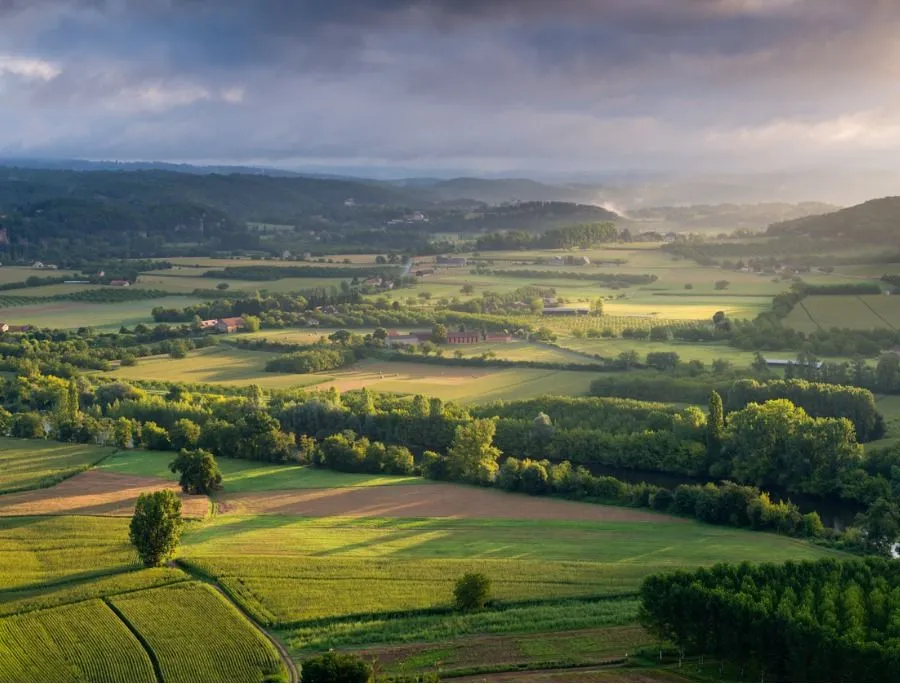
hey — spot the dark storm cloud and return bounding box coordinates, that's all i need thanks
[1,0,900,174]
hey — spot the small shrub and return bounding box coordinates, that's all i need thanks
[454,572,491,611]
[300,652,373,683]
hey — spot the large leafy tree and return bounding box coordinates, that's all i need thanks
[129,490,184,567]
[300,652,373,683]
[169,448,223,495]
[446,418,501,485]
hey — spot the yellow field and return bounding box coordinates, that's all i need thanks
[106,346,329,389]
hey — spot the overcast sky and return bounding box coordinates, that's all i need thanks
[1,0,900,177]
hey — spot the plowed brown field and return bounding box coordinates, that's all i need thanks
[216,484,674,522]
[0,470,209,517]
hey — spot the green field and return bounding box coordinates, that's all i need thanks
[107,347,602,400]
[180,515,842,631]
[110,582,287,682]
[136,272,347,294]
[107,346,330,389]
[0,296,205,330]
[0,517,141,591]
[0,438,114,495]
[98,450,425,490]
[784,294,900,332]
[0,599,156,682]
[557,337,761,365]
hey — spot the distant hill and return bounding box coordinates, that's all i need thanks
[429,201,619,233]
[398,177,603,205]
[627,202,838,233]
[766,196,900,244]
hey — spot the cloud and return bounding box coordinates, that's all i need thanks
[0,0,899,177]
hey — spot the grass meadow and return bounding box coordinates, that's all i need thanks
[107,347,603,401]
[784,294,900,332]
[0,438,114,495]
[179,515,843,629]
[0,296,205,330]
[97,450,425,490]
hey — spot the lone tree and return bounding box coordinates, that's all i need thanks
[706,390,724,465]
[129,490,184,567]
[454,572,491,611]
[170,448,223,495]
[300,652,373,683]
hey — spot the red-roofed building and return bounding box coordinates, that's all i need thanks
[215,317,245,333]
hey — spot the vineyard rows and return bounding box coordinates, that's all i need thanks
[109,582,286,683]
[542,314,705,334]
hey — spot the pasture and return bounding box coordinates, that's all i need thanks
[108,349,603,401]
[0,438,113,495]
[98,450,425,491]
[135,272,346,294]
[783,294,900,332]
[107,346,330,390]
[0,296,205,330]
[180,515,840,625]
[313,359,603,402]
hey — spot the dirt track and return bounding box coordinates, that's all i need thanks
[0,471,209,518]
[216,484,674,522]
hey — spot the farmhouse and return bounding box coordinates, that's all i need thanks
[199,319,218,330]
[215,317,245,334]
[414,268,435,277]
[542,306,590,316]
[0,323,8,333]
[108,279,130,287]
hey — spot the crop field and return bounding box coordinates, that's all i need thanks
[360,624,651,678]
[0,296,205,330]
[784,294,900,332]
[110,582,287,682]
[98,450,425,490]
[0,516,141,591]
[180,515,842,631]
[0,567,189,618]
[0,438,113,495]
[0,599,156,682]
[0,470,210,518]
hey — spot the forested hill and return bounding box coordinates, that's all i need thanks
[0,167,430,221]
[766,196,900,244]
[0,167,620,262]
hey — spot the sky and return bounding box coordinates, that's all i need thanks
[1,0,900,179]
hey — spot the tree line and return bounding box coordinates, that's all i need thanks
[640,558,900,681]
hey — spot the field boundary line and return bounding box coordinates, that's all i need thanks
[103,597,165,683]
[797,299,823,331]
[855,295,897,330]
[172,560,299,682]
